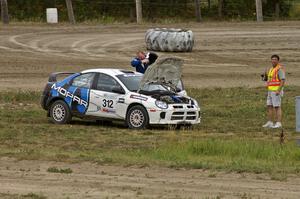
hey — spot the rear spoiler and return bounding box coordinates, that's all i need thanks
[48,72,76,82]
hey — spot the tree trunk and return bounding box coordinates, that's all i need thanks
[130,6,135,22]
[208,0,211,9]
[275,1,280,18]
[255,0,263,22]
[65,0,76,24]
[218,0,224,18]
[136,0,142,24]
[1,0,9,24]
[195,0,202,22]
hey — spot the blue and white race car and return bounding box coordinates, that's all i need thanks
[41,57,201,129]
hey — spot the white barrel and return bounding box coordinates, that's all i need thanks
[46,8,58,24]
[296,96,300,132]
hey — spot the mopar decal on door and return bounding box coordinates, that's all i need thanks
[50,83,90,114]
[51,84,88,107]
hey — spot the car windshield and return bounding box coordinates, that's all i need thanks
[140,83,169,92]
[116,74,143,92]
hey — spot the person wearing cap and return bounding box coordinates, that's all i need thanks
[262,54,286,129]
[131,51,158,74]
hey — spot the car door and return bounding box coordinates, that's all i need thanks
[86,73,126,119]
[67,73,95,116]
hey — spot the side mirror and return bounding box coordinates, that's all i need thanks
[112,86,125,94]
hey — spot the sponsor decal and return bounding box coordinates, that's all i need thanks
[117,98,125,103]
[51,84,88,108]
[130,94,148,101]
[102,108,116,113]
[149,109,157,112]
[103,94,117,99]
[123,74,137,77]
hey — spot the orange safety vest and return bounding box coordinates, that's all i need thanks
[267,64,283,91]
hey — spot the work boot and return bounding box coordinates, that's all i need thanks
[272,122,282,129]
[262,121,273,128]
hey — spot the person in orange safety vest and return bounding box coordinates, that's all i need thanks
[262,54,286,129]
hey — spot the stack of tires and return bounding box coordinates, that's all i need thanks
[145,28,194,52]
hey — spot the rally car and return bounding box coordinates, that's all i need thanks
[41,57,201,129]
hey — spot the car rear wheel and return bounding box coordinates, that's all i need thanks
[50,100,72,124]
[126,105,149,129]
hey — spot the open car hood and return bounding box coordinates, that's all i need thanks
[139,57,183,91]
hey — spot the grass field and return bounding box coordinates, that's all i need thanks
[0,87,299,177]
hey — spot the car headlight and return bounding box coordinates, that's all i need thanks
[192,99,199,107]
[155,100,168,109]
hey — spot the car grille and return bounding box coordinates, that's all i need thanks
[186,116,196,120]
[171,111,197,121]
[172,112,184,115]
[173,105,183,109]
[173,105,195,109]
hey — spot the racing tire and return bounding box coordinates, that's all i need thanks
[145,28,194,52]
[49,100,72,124]
[126,105,149,129]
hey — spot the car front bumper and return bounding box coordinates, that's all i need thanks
[147,104,201,125]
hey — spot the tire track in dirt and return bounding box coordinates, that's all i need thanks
[6,32,144,62]
[1,22,300,90]
[8,33,81,60]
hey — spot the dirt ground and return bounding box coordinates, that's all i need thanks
[1,157,300,199]
[1,21,300,198]
[1,21,300,90]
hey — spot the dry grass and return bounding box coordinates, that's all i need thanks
[0,87,299,175]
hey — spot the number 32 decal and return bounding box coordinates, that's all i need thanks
[103,99,113,108]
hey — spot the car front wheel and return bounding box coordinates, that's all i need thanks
[126,105,149,129]
[49,100,72,124]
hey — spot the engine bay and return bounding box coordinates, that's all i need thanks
[156,94,190,104]
[139,89,190,104]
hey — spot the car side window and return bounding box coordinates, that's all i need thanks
[71,73,95,88]
[96,73,120,93]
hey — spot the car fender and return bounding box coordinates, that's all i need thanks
[46,96,66,116]
[123,93,152,118]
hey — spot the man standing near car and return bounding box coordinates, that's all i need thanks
[131,51,158,73]
[262,54,286,129]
